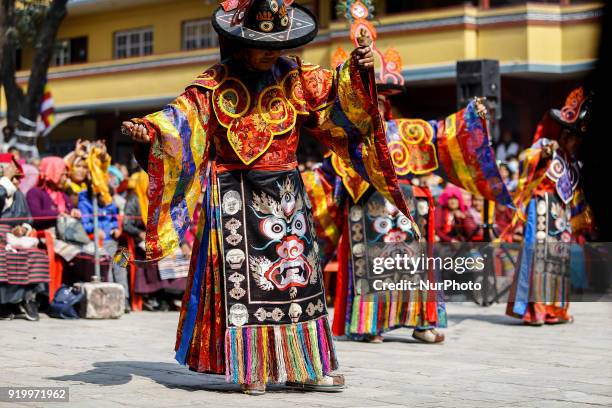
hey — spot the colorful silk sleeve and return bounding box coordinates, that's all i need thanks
[570,187,595,234]
[302,157,347,264]
[132,86,211,260]
[302,58,413,226]
[435,100,514,207]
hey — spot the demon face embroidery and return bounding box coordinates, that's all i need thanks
[367,199,415,243]
[249,177,319,293]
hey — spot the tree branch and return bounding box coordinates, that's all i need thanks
[0,2,5,81]
[23,0,68,121]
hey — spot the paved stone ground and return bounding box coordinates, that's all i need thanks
[1,302,611,408]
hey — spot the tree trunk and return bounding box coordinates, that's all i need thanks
[1,0,13,147]
[0,2,5,145]
[2,0,68,157]
[0,1,5,87]
[1,0,23,133]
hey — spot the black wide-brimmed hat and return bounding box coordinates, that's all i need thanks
[376,83,406,97]
[212,0,318,50]
[549,87,593,137]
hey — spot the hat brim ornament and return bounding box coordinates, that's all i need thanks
[549,87,593,137]
[212,0,318,50]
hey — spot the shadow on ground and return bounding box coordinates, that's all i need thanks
[48,361,305,393]
[49,361,237,392]
[448,312,522,326]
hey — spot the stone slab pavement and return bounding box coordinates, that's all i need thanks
[1,302,611,408]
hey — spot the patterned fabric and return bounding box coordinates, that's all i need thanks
[569,188,594,234]
[218,170,325,327]
[511,145,548,225]
[328,101,513,208]
[344,184,445,335]
[304,162,447,336]
[136,55,411,261]
[0,224,49,285]
[307,103,509,338]
[545,151,580,204]
[329,152,370,203]
[136,54,403,385]
[503,138,583,237]
[386,119,438,176]
[506,193,571,322]
[133,86,210,261]
[302,160,345,263]
[213,2,317,50]
[435,101,513,206]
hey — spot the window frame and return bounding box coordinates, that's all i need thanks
[181,18,219,51]
[52,39,71,66]
[113,27,154,59]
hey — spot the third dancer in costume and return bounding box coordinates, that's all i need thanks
[505,87,594,325]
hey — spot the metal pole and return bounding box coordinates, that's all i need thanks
[93,194,101,282]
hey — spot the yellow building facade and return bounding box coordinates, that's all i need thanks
[1,0,604,158]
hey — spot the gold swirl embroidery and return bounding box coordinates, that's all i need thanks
[386,119,439,175]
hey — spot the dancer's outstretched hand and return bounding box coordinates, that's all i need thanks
[121,121,150,143]
[474,97,488,120]
[353,30,375,72]
[542,140,560,158]
[352,45,374,71]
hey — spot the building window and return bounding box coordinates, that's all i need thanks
[114,28,153,59]
[53,40,70,66]
[182,19,218,50]
[52,37,88,66]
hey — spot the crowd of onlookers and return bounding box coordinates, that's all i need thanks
[0,141,192,322]
[1,136,523,322]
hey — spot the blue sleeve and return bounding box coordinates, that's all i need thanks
[78,195,95,234]
[110,204,119,231]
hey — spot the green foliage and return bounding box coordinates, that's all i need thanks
[9,0,50,48]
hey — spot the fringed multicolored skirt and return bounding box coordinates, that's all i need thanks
[506,193,572,322]
[345,263,447,337]
[175,166,338,384]
[341,185,447,337]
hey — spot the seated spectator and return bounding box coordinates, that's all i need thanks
[506,155,520,192]
[465,194,485,242]
[64,139,89,194]
[495,202,515,238]
[435,185,472,242]
[26,157,80,230]
[78,187,120,244]
[17,163,39,195]
[0,158,50,322]
[0,154,31,226]
[123,170,186,311]
[108,165,126,213]
[495,130,520,162]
